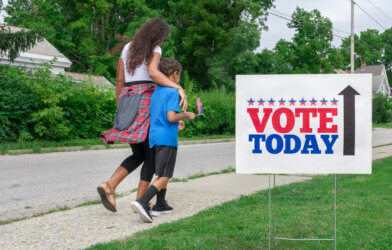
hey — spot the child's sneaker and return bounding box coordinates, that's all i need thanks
[131,200,153,223]
[151,201,173,217]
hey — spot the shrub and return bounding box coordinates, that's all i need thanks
[0,65,116,142]
[0,64,234,143]
[373,93,392,123]
[0,66,37,141]
[179,87,235,137]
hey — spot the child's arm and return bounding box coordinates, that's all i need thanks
[167,111,195,123]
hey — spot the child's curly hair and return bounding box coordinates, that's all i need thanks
[158,58,182,77]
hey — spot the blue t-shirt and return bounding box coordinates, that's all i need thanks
[149,86,180,148]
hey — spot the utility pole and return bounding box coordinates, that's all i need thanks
[351,0,355,73]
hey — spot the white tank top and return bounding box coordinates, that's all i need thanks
[121,42,162,83]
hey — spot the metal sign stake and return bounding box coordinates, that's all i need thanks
[268,174,338,249]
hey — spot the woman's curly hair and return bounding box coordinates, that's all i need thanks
[127,17,169,75]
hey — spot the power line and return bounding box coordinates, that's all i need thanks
[350,0,387,30]
[268,11,291,22]
[332,28,351,35]
[364,0,392,23]
[270,9,350,35]
[267,10,346,39]
[269,9,350,35]
[270,9,291,18]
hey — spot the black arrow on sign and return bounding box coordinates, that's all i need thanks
[339,85,360,155]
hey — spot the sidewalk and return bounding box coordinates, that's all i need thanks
[1,145,391,249]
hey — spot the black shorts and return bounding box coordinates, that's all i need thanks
[153,146,177,178]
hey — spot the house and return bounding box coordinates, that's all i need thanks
[354,62,391,96]
[335,63,391,96]
[0,25,113,87]
[0,25,72,74]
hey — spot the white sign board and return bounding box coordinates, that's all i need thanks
[236,74,372,174]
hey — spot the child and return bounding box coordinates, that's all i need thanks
[131,58,195,223]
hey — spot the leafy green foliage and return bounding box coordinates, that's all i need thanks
[373,93,392,123]
[160,0,273,86]
[257,8,344,74]
[0,66,37,141]
[0,65,234,142]
[0,65,116,142]
[4,0,171,81]
[340,30,384,69]
[382,28,392,86]
[289,8,334,73]
[5,0,273,89]
[207,21,261,90]
[179,88,235,137]
[0,25,42,61]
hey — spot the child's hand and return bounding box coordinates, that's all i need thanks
[178,120,185,130]
[187,112,196,121]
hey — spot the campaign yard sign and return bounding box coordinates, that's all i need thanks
[236,74,372,174]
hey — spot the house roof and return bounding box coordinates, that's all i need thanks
[336,64,389,94]
[64,72,114,88]
[354,65,385,76]
[3,25,69,59]
[334,69,349,74]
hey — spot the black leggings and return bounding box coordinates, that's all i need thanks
[120,136,155,182]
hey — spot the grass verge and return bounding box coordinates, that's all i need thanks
[373,123,392,129]
[0,134,234,155]
[170,167,235,183]
[88,157,392,249]
[0,206,69,226]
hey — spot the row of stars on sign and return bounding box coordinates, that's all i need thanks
[247,98,339,106]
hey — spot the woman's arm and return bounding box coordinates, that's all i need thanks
[115,58,125,105]
[148,52,188,111]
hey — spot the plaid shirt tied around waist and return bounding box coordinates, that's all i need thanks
[99,83,156,144]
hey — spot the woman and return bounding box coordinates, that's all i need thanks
[97,17,187,212]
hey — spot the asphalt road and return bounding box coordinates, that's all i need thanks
[372,128,392,147]
[1,128,391,221]
[0,142,234,220]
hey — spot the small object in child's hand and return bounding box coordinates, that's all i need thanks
[196,98,204,116]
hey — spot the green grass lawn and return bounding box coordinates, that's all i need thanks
[373,122,392,129]
[88,157,392,249]
[0,134,234,155]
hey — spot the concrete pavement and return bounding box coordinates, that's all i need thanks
[0,174,312,249]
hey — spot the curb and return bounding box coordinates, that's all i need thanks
[5,138,235,155]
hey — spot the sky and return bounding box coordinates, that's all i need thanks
[1,0,392,50]
[259,0,392,51]
[0,0,7,23]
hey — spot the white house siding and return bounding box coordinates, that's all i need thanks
[0,51,72,74]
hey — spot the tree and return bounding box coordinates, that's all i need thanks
[0,25,42,61]
[5,0,172,82]
[288,8,334,73]
[0,0,42,62]
[340,29,384,69]
[255,40,294,74]
[152,0,274,85]
[5,0,274,87]
[206,21,261,90]
[255,8,340,74]
[382,28,392,86]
